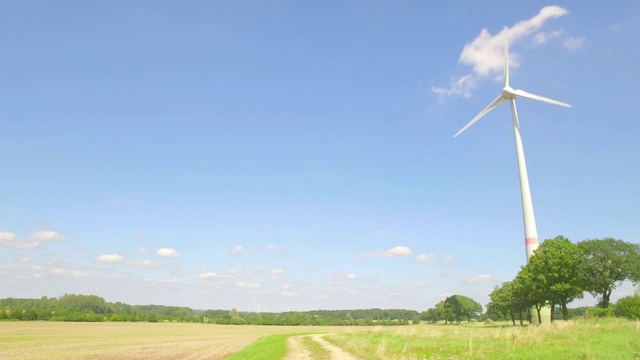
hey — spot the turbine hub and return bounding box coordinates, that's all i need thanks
[502,86,517,100]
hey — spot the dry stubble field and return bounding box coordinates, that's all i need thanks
[0,321,326,360]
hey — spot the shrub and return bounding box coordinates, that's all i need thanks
[585,306,615,318]
[484,319,493,325]
[615,293,640,320]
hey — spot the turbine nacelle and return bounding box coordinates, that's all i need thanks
[501,86,517,100]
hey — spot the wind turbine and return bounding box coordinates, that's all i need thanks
[454,45,571,262]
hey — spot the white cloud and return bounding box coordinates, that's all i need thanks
[0,232,15,241]
[137,247,148,253]
[30,230,66,241]
[280,291,295,297]
[128,260,160,269]
[360,246,413,258]
[331,273,357,280]
[50,268,87,277]
[443,255,454,262]
[199,271,219,279]
[134,233,145,239]
[0,232,40,249]
[156,248,180,258]
[415,254,436,262]
[265,244,280,251]
[532,30,563,45]
[96,254,125,263]
[158,278,177,283]
[563,36,585,51]
[270,268,285,274]
[236,282,261,289]
[465,274,493,284]
[432,74,477,99]
[220,268,249,279]
[376,228,390,236]
[413,281,428,287]
[231,245,244,254]
[433,6,569,98]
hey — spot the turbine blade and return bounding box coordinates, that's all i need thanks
[504,44,509,88]
[454,95,507,137]
[512,89,572,108]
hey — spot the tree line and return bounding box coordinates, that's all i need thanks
[486,236,640,324]
[418,237,640,325]
[0,293,419,326]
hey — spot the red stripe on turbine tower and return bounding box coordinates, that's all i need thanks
[525,237,539,245]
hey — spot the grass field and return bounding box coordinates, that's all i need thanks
[1,318,639,359]
[325,318,640,359]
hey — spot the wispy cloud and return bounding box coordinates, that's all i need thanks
[360,246,413,258]
[532,30,563,45]
[30,230,66,241]
[415,254,436,262]
[465,274,493,284]
[199,268,248,280]
[49,268,87,277]
[376,228,390,236]
[156,248,180,258]
[331,272,357,281]
[128,260,161,269]
[198,271,218,279]
[0,232,40,249]
[96,254,125,263]
[236,282,261,289]
[433,5,570,99]
[563,36,585,51]
[231,245,244,254]
[265,244,280,251]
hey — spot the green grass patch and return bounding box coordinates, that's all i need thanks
[301,336,331,360]
[226,332,306,360]
[326,318,640,360]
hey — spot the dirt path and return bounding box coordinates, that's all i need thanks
[283,335,312,360]
[284,334,359,360]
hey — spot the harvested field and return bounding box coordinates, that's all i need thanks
[0,322,316,360]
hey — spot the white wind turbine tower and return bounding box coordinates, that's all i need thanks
[454,44,571,262]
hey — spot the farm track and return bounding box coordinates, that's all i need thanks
[285,334,359,360]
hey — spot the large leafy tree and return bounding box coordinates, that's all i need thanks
[524,235,586,321]
[444,295,482,324]
[514,265,547,323]
[578,238,640,308]
[487,281,530,325]
[487,282,514,324]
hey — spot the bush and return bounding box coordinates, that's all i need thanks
[484,319,494,325]
[585,306,615,318]
[615,293,640,320]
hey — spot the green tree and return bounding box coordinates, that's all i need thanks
[522,236,586,321]
[444,295,482,324]
[487,282,516,325]
[515,264,546,324]
[578,238,640,308]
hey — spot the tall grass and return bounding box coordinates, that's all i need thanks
[325,318,640,359]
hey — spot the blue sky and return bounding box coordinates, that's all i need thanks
[1,1,639,312]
